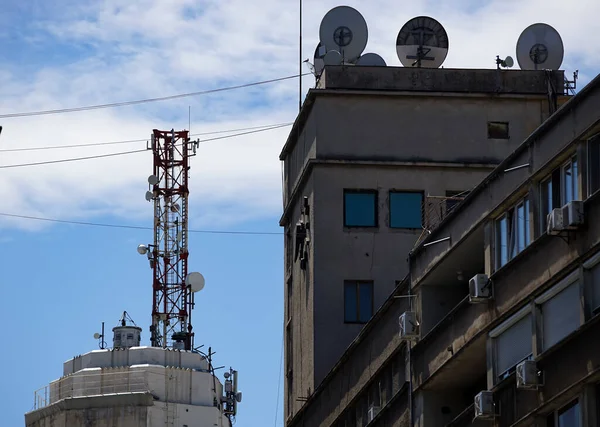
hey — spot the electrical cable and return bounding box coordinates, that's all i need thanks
[0,123,292,168]
[0,149,147,169]
[0,123,292,153]
[0,212,283,235]
[274,332,284,427]
[0,73,312,119]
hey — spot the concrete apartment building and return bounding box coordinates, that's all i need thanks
[282,70,600,427]
[280,64,570,422]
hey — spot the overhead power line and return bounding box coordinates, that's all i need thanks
[0,212,283,235]
[0,122,292,153]
[0,123,292,168]
[0,73,312,119]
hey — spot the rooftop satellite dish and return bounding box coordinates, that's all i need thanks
[323,50,343,66]
[496,55,514,68]
[93,332,101,340]
[148,175,159,186]
[313,43,327,75]
[396,16,449,68]
[186,272,205,293]
[319,6,368,63]
[516,23,564,70]
[356,53,387,67]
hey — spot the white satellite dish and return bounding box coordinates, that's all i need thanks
[356,53,387,67]
[516,23,564,70]
[186,272,205,293]
[137,244,148,255]
[313,43,327,75]
[148,175,159,185]
[93,333,101,339]
[319,6,368,63]
[145,191,154,201]
[396,16,449,68]
[504,56,514,68]
[323,50,343,66]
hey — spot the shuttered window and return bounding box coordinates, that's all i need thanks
[493,312,533,379]
[536,276,581,352]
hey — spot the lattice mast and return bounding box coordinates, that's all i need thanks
[147,129,198,350]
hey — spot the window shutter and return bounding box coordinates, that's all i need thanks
[495,314,532,376]
[542,282,580,350]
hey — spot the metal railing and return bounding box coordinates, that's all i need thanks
[33,370,149,410]
[414,194,466,248]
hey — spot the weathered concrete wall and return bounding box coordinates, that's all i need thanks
[411,76,600,287]
[318,67,565,96]
[287,285,409,427]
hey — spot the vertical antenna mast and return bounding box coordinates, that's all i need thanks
[143,129,199,350]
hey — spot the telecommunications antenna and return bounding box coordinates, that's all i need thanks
[516,23,564,70]
[396,16,449,68]
[313,42,327,75]
[319,6,368,63]
[356,53,387,67]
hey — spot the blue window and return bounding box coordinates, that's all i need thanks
[344,190,377,227]
[389,191,423,229]
[344,281,373,323]
[495,197,531,269]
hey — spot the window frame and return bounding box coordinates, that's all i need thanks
[494,196,531,270]
[534,270,582,354]
[343,280,374,324]
[343,189,378,228]
[489,305,533,383]
[539,154,579,233]
[546,398,582,427]
[388,190,424,229]
[487,121,510,139]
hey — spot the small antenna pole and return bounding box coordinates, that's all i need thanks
[101,322,105,348]
[189,106,191,134]
[299,0,303,112]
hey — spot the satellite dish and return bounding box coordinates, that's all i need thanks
[319,6,368,63]
[137,244,148,255]
[323,50,343,66]
[313,43,327,75]
[93,333,101,339]
[186,272,205,293]
[148,175,159,185]
[516,23,564,70]
[145,191,154,201]
[356,53,387,67]
[504,56,514,68]
[396,16,449,68]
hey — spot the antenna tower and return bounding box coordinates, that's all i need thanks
[143,129,199,350]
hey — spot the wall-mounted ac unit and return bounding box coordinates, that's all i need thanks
[398,311,418,341]
[474,391,495,420]
[547,208,564,235]
[516,360,542,390]
[367,406,380,423]
[469,274,493,303]
[562,200,584,229]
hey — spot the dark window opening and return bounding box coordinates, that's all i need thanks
[589,136,600,196]
[344,190,378,227]
[488,122,510,139]
[389,191,423,229]
[344,280,374,323]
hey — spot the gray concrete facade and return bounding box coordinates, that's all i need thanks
[284,71,600,427]
[280,66,568,423]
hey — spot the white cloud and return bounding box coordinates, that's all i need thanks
[0,0,598,231]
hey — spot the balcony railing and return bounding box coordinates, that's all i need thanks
[33,370,149,410]
[415,194,467,247]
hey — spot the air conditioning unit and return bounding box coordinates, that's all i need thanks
[562,200,584,229]
[469,274,493,303]
[474,391,495,420]
[367,406,380,423]
[547,208,564,235]
[516,360,541,390]
[399,311,419,341]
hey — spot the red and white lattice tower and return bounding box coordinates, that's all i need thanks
[143,129,198,350]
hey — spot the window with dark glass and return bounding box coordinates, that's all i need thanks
[495,198,531,269]
[588,135,600,196]
[344,190,377,227]
[540,155,578,232]
[488,121,510,139]
[389,191,423,229]
[344,280,373,323]
[547,399,581,427]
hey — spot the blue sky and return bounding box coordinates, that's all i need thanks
[0,1,598,426]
